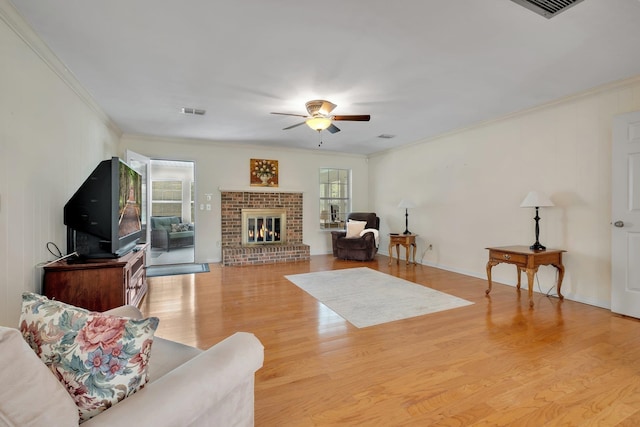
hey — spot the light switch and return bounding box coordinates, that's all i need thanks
[200,204,205,210]
[206,204,211,211]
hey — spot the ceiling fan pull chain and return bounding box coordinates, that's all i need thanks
[317,130,323,147]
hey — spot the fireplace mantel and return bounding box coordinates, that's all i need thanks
[218,187,305,194]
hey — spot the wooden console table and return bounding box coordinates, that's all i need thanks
[388,234,417,265]
[43,244,148,312]
[485,245,565,307]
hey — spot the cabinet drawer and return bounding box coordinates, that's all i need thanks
[490,251,527,265]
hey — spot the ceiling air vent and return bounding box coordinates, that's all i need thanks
[510,0,585,18]
[181,107,206,115]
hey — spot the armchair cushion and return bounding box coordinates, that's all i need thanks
[346,220,367,238]
[19,293,159,423]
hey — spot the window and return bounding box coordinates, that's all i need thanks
[151,180,183,217]
[319,168,350,229]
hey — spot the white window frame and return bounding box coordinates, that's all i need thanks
[319,168,351,230]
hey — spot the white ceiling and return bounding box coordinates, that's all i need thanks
[9,0,640,155]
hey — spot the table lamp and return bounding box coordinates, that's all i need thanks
[520,191,554,251]
[398,199,416,235]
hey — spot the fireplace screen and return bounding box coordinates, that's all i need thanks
[241,208,287,245]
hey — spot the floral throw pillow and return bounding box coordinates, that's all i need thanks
[171,222,191,232]
[19,292,159,423]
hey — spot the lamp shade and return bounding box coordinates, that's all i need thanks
[398,199,416,209]
[306,117,332,131]
[520,191,554,208]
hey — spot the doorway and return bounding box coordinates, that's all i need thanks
[147,160,196,266]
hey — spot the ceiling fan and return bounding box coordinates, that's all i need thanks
[270,99,371,135]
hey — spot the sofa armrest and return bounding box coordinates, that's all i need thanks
[102,305,143,319]
[82,332,264,427]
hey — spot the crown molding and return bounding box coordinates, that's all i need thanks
[0,0,121,137]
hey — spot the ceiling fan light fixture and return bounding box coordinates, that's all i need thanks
[306,116,332,131]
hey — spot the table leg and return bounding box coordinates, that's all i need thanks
[525,267,537,308]
[553,263,565,300]
[412,243,417,265]
[405,244,410,265]
[486,261,498,295]
[388,242,393,265]
[516,266,522,290]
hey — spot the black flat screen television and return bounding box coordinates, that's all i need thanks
[64,157,142,259]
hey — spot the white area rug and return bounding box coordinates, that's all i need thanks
[285,267,473,328]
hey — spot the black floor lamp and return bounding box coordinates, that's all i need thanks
[520,191,554,251]
[398,199,416,235]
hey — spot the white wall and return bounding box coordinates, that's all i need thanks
[370,77,640,308]
[0,3,120,326]
[121,136,369,263]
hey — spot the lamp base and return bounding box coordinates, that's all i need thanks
[403,230,411,235]
[529,242,546,251]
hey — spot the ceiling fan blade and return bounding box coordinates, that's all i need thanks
[332,114,371,121]
[283,121,306,130]
[270,112,308,118]
[327,124,341,134]
[320,101,337,115]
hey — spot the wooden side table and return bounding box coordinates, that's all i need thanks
[388,234,417,265]
[485,245,566,307]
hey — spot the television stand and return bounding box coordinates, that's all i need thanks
[43,243,148,312]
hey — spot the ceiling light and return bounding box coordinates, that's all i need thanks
[306,117,332,131]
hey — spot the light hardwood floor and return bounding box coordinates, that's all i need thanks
[140,255,640,426]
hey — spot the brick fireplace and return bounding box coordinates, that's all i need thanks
[221,191,310,266]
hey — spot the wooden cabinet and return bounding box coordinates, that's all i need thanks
[43,244,148,312]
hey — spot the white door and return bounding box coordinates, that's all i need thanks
[125,150,151,246]
[611,111,640,318]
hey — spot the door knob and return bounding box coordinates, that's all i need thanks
[614,220,624,228]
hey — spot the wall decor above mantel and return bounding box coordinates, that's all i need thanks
[250,158,278,187]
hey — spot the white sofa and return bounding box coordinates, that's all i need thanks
[0,305,264,426]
